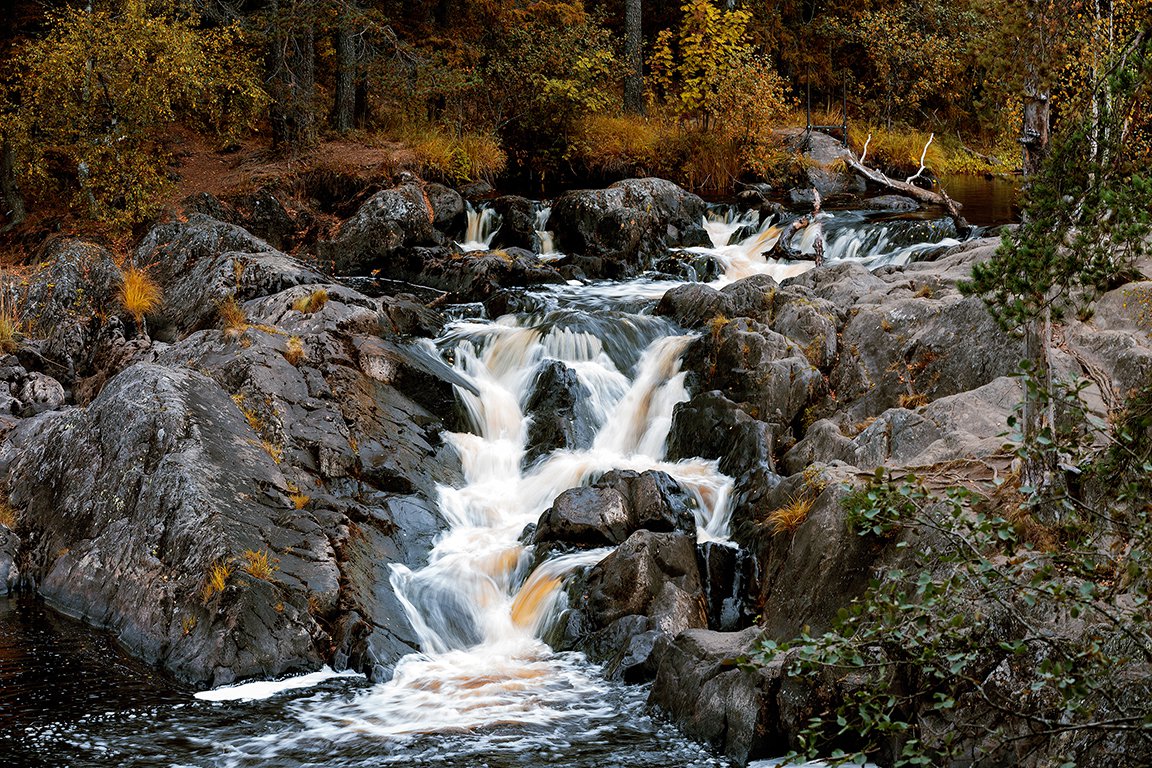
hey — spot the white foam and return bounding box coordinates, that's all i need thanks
[193,666,364,702]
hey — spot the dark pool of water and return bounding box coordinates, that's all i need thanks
[0,597,733,767]
[935,173,1020,227]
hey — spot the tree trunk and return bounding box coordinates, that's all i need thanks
[268,0,318,150]
[1021,82,1050,177]
[0,139,26,232]
[623,0,645,115]
[332,11,357,133]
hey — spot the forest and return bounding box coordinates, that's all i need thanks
[1,0,1148,231]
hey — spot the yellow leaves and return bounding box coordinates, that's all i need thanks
[7,6,266,225]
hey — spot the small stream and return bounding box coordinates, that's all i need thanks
[0,186,1003,767]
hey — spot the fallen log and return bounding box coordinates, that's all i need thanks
[842,153,972,236]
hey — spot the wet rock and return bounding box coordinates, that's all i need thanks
[697,541,757,631]
[551,178,709,276]
[536,486,633,548]
[425,182,466,235]
[0,526,19,595]
[523,360,595,466]
[381,246,566,303]
[559,530,708,679]
[14,372,66,416]
[318,181,444,274]
[656,283,733,329]
[137,215,327,336]
[490,195,538,251]
[648,627,783,765]
[595,469,697,535]
[864,194,921,212]
[667,391,774,478]
[719,275,780,319]
[535,470,697,552]
[3,364,328,686]
[682,318,825,447]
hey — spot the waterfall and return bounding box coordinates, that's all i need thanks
[458,203,501,252]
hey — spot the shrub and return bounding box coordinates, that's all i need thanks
[118,265,162,324]
[4,7,266,225]
[570,114,661,177]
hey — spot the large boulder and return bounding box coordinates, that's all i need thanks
[137,215,327,337]
[534,470,696,550]
[489,195,539,251]
[370,246,566,303]
[523,360,596,466]
[556,529,708,680]
[551,178,709,276]
[317,180,445,274]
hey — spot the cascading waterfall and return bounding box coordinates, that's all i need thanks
[13,193,969,767]
[458,204,501,252]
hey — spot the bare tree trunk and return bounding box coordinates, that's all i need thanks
[332,8,357,133]
[623,0,645,115]
[0,139,26,232]
[1021,82,1050,177]
[268,0,318,150]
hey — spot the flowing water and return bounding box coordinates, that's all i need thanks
[0,195,981,767]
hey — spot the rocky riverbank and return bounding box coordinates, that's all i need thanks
[1,166,1149,766]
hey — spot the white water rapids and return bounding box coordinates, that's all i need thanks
[193,203,965,765]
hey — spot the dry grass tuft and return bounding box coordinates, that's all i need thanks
[292,289,329,314]
[766,496,815,535]
[407,127,507,184]
[572,114,661,175]
[181,614,197,635]
[119,265,162,324]
[201,559,234,604]
[898,393,929,409]
[0,501,18,529]
[284,335,305,366]
[218,296,248,335]
[0,294,22,353]
[260,439,283,464]
[241,549,277,580]
[289,491,310,510]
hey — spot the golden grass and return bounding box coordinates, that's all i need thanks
[406,126,507,184]
[260,439,283,464]
[231,393,262,435]
[572,114,661,175]
[119,265,162,323]
[181,614,197,635]
[0,501,18,529]
[289,491,310,510]
[200,559,234,604]
[218,296,249,336]
[291,289,329,314]
[0,294,21,354]
[898,393,929,409]
[284,335,305,366]
[241,548,277,580]
[766,496,815,535]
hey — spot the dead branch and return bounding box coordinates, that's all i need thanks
[905,133,934,184]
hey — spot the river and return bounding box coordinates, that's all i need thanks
[0,189,1003,767]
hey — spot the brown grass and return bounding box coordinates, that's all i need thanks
[119,265,162,323]
[898,393,929,409]
[218,296,248,335]
[0,501,18,529]
[291,289,329,314]
[284,335,305,366]
[241,549,277,580]
[181,614,197,635]
[766,496,815,534]
[200,559,234,604]
[406,127,507,184]
[0,294,22,353]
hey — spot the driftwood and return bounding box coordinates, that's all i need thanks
[843,152,971,236]
[770,187,825,265]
